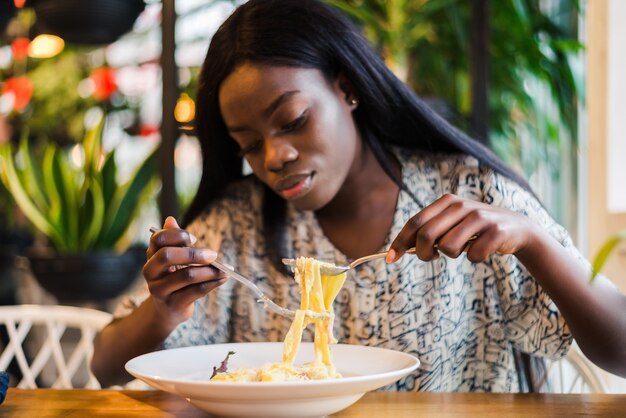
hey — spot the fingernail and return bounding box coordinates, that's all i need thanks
[190,234,197,245]
[386,248,396,263]
[197,249,217,261]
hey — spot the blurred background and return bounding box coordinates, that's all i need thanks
[0,0,624,392]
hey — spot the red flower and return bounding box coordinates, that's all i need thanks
[11,38,30,60]
[2,76,33,111]
[90,67,117,101]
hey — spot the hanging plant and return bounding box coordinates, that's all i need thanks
[28,0,146,45]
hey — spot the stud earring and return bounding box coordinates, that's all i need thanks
[350,98,358,106]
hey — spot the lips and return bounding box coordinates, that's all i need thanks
[275,173,315,199]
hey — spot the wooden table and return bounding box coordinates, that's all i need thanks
[2,389,625,417]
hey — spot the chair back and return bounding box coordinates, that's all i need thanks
[536,344,607,393]
[0,304,112,389]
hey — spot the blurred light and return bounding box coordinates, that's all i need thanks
[84,107,104,130]
[174,134,201,169]
[0,46,12,69]
[14,0,26,8]
[0,93,15,115]
[77,78,95,98]
[70,144,84,168]
[174,93,195,123]
[2,76,33,112]
[90,67,117,101]
[28,34,65,59]
[11,38,30,60]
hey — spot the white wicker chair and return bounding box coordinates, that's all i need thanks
[0,304,112,389]
[539,343,607,393]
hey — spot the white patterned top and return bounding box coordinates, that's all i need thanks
[118,147,577,392]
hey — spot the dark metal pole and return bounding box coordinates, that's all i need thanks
[470,0,490,145]
[160,0,179,221]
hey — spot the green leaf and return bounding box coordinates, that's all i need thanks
[99,147,158,247]
[0,144,65,250]
[101,149,118,206]
[17,131,50,212]
[42,146,65,237]
[79,177,105,250]
[55,149,80,251]
[591,231,626,282]
[82,117,104,182]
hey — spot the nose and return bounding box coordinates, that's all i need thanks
[264,137,298,172]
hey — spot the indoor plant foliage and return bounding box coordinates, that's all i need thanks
[591,231,626,282]
[0,116,158,302]
[0,120,157,253]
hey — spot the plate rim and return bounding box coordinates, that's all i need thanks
[125,342,420,389]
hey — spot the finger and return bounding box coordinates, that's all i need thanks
[436,210,490,259]
[412,200,476,261]
[166,277,228,312]
[147,216,197,259]
[144,247,217,281]
[149,266,226,299]
[387,194,459,262]
[465,224,505,263]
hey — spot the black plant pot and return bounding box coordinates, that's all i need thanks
[27,248,145,304]
[29,0,146,44]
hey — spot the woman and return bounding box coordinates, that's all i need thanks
[91,0,626,390]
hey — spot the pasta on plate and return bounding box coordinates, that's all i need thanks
[211,257,347,382]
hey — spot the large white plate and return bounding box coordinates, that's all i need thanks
[125,342,419,418]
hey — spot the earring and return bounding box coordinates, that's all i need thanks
[350,98,358,106]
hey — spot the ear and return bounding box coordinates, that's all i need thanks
[335,73,358,110]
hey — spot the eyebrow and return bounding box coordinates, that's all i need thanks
[227,90,300,133]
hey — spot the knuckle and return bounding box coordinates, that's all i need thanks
[188,247,198,262]
[182,267,196,281]
[487,223,502,236]
[469,209,486,222]
[408,215,423,229]
[417,228,436,243]
[196,281,210,293]
[450,200,466,212]
[441,193,456,203]
[158,248,173,264]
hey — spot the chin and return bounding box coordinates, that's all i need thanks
[290,192,332,212]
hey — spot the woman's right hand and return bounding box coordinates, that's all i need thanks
[143,216,228,327]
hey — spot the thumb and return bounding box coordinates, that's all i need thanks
[163,216,180,230]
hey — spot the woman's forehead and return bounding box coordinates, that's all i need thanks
[218,63,331,115]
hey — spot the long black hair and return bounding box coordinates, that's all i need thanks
[184,0,530,266]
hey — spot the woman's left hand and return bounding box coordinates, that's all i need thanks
[387,193,540,263]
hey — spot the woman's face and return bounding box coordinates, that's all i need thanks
[218,62,361,211]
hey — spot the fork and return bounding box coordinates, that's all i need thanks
[283,247,416,276]
[282,235,478,276]
[149,227,329,320]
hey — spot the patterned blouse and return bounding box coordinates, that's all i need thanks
[118,147,577,392]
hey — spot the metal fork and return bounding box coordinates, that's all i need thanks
[282,235,478,276]
[149,227,329,320]
[283,247,416,276]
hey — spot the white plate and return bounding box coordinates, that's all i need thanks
[125,342,419,418]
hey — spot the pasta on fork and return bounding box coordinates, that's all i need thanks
[211,257,347,382]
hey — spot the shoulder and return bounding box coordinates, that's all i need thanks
[392,146,488,199]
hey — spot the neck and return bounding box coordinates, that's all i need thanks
[316,145,400,223]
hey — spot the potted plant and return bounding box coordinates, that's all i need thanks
[28,0,146,45]
[0,118,158,303]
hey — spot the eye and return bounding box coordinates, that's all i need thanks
[237,140,263,157]
[280,110,308,133]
